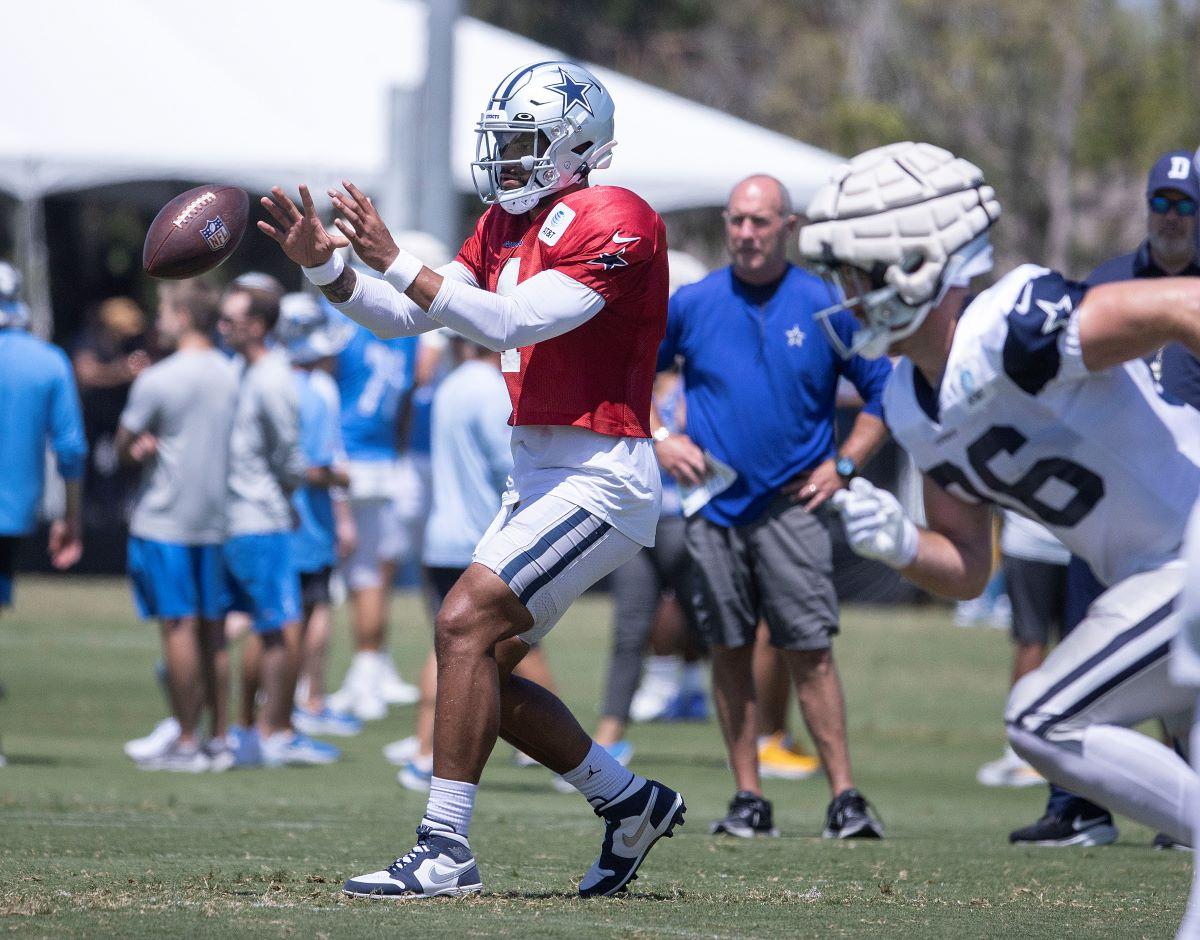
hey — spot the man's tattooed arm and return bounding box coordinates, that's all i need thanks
[320,267,358,304]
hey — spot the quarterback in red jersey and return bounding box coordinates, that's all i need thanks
[260,60,684,900]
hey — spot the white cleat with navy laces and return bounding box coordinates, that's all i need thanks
[343,819,482,899]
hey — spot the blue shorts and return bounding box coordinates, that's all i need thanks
[224,532,301,633]
[128,537,231,621]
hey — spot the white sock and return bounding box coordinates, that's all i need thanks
[680,662,705,694]
[562,741,643,809]
[1010,724,1198,844]
[425,776,477,836]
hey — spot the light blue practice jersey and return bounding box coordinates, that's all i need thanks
[0,328,86,535]
[290,369,339,573]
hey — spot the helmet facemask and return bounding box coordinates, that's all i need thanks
[811,235,994,360]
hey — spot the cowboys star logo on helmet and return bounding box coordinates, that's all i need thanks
[472,60,617,216]
[798,141,1001,359]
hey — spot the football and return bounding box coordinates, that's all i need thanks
[143,185,249,279]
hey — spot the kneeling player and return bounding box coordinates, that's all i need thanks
[260,61,685,898]
[801,142,1200,848]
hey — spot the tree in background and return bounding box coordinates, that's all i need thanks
[469,0,1200,276]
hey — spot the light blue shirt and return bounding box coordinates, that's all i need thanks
[333,302,418,461]
[422,359,513,568]
[0,328,86,535]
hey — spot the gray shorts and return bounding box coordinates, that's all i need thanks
[685,496,838,651]
[1002,555,1068,646]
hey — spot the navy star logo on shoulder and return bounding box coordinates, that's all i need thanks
[546,67,595,117]
[1034,293,1073,335]
[587,247,629,270]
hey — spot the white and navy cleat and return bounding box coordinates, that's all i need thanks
[343,819,483,899]
[578,778,685,898]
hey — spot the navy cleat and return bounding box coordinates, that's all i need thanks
[822,788,884,839]
[578,778,685,898]
[342,819,483,899]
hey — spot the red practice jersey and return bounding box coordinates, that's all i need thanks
[454,185,669,438]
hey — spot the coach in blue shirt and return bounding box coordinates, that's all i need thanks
[653,175,890,839]
[0,262,86,613]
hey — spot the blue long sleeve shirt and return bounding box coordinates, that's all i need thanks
[658,265,891,527]
[0,328,87,535]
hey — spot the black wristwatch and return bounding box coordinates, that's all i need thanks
[835,456,857,480]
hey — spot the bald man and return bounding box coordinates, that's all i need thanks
[652,175,891,838]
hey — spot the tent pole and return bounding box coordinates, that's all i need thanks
[15,194,52,340]
[419,0,458,246]
[385,85,421,233]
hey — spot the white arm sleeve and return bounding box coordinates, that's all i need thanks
[427,269,606,351]
[331,261,478,339]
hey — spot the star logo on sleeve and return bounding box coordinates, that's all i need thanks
[546,68,595,117]
[587,247,629,270]
[786,325,806,347]
[1034,293,1073,335]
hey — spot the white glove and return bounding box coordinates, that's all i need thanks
[831,477,919,569]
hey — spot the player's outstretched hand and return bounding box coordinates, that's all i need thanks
[258,185,349,268]
[831,477,919,569]
[328,181,399,274]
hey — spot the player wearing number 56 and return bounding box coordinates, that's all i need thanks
[804,142,1200,909]
[258,60,685,901]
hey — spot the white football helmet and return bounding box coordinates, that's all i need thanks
[472,61,616,215]
[798,142,1001,359]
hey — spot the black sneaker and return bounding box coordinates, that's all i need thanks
[1152,832,1190,851]
[1008,810,1118,847]
[709,791,779,838]
[822,789,884,839]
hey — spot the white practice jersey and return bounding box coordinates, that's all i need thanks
[884,263,1200,587]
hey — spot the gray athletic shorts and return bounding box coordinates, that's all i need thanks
[1002,555,1068,646]
[684,496,838,651]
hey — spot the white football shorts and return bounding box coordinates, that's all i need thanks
[473,493,640,644]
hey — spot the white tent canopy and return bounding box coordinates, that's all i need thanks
[1,0,839,212]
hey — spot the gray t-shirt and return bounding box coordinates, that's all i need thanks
[120,347,238,544]
[227,350,306,536]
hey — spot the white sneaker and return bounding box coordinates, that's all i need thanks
[376,653,420,706]
[329,654,388,721]
[204,736,236,773]
[261,731,341,767]
[976,747,1044,787]
[630,674,680,723]
[138,740,211,773]
[383,735,421,766]
[397,754,433,792]
[124,717,181,762]
[342,819,482,898]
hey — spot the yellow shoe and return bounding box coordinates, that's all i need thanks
[758,732,821,780]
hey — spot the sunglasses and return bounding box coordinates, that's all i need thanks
[1149,194,1198,216]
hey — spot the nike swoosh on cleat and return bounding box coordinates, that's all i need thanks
[620,786,659,849]
[1072,816,1109,832]
[611,231,641,244]
[425,864,468,886]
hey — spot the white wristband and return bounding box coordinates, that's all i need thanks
[302,253,345,287]
[383,249,424,294]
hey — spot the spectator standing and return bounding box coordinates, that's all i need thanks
[0,262,86,766]
[219,278,337,767]
[654,175,891,838]
[117,280,237,772]
[275,293,360,738]
[72,296,151,526]
[327,272,421,720]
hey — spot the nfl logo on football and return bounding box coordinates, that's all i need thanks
[200,217,230,251]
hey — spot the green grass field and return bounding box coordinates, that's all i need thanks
[0,576,1189,938]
